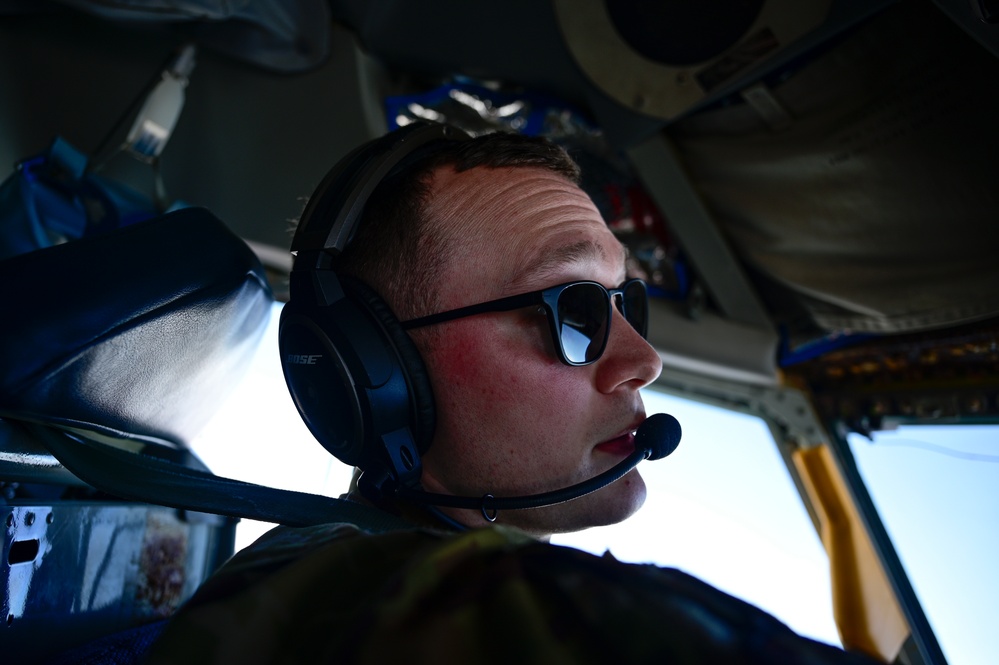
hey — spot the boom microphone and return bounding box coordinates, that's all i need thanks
[637,412,682,460]
[393,413,682,516]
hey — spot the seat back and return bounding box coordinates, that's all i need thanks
[0,207,273,660]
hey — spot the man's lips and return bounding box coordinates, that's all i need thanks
[594,431,636,455]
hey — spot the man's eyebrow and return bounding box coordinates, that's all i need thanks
[508,239,623,291]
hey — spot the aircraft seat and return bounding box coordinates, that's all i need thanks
[0,207,274,660]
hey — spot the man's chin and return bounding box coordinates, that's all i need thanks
[504,469,648,537]
[581,470,648,528]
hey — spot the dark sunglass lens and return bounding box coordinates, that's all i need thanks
[557,284,610,364]
[623,280,649,338]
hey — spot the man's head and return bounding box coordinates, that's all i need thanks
[338,128,663,537]
[337,131,581,321]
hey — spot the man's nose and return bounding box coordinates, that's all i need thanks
[594,307,663,393]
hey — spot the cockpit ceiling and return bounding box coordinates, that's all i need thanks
[1,0,997,409]
[668,2,999,343]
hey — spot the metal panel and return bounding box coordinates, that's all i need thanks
[1,500,234,660]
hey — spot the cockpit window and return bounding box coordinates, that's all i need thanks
[554,389,841,647]
[847,425,999,665]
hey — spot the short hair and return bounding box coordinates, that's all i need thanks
[336,129,581,320]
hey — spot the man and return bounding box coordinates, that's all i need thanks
[331,127,661,537]
[145,125,879,664]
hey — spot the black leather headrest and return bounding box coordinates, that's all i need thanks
[0,207,273,448]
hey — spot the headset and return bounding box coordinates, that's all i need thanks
[278,121,469,500]
[279,121,681,518]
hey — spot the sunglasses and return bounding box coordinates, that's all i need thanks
[399,279,649,366]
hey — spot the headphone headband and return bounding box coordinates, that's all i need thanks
[291,122,471,261]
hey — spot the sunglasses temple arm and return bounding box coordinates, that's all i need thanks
[399,292,542,330]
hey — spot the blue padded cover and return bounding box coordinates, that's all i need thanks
[0,207,273,447]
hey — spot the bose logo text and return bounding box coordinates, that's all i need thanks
[288,354,322,365]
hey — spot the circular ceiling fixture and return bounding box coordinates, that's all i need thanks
[553,0,832,120]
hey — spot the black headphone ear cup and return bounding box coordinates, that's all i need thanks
[341,277,436,454]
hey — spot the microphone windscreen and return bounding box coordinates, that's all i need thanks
[636,413,682,460]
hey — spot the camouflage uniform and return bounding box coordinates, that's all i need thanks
[144,520,880,665]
